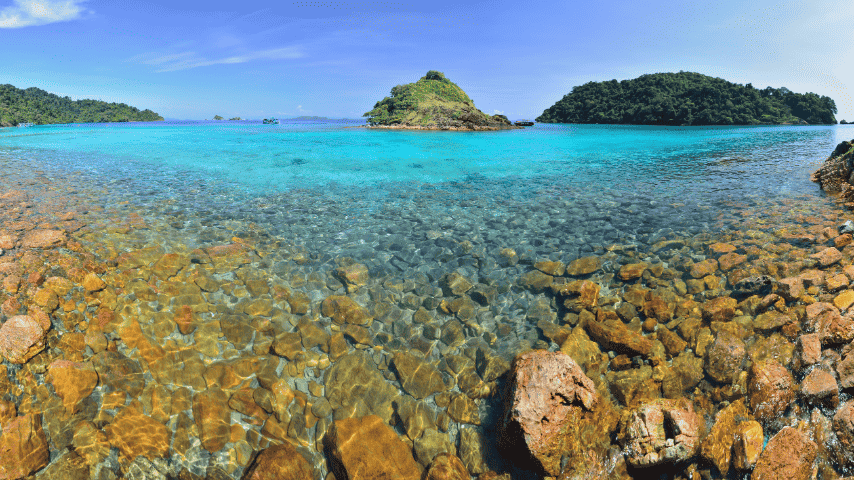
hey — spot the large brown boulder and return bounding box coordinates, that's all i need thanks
[751,426,817,480]
[325,415,421,480]
[812,139,854,197]
[500,350,606,477]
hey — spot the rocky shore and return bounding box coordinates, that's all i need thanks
[365,124,521,131]
[3,140,854,479]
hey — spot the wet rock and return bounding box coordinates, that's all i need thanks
[475,348,509,382]
[193,388,231,452]
[500,350,598,476]
[272,332,303,360]
[447,393,480,425]
[607,365,660,407]
[832,400,854,467]
[34,450,88,480]
[702,296,737,323]
[826,273,850,291]
[325,351,398,422]
[46,360,98,414]
[458,428,488,476]
[334,262,370,293]
[425,453,468,480]
[584,316,652,357]
[619,263,647,281]
[732,420,763,471]
[520,270,553,293]
[440,272,473,296]
[751,426,817,480]
[704,331,745,384]
[643,294,673,322]
[794,333,821,371]
[414,429,455,467]
[566,256,600,276]
[700,399,749,475]
[836,290,854,311]
[733,276,774,297]
[321,296,372,325]
[618,398,700,467]
[690,259,718,278]
[92,351,145,397]
[0,315,46,364]
[718,252,747,271]
[241,442,313,480]
[81,272,106,292]
[20,229,65,248]
[0,414,49,480]
[325,415,422,480]
[776,277,804,301]
[747,359,795,423]
[842,220,854,235]
[801,368,839,409]
[534,260,565,276]
[104,406,170,461]
[393,351,447,399]
[812,247,843,267]
[656,327,687,357]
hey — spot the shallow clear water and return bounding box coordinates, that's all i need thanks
[2,121,854,479]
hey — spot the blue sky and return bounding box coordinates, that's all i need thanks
[1,0,853,121]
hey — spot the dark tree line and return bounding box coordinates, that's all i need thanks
[0,84,163,127]
[536,72,837,126]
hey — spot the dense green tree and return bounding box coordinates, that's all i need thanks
[213,115,224,120]
[536,72,837,126]
[0,84,163,127]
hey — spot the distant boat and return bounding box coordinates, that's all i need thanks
[514,120,534,126]
[262,118,280,125]
[17,122,34,128]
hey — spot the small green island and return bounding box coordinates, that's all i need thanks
[536,71,838,126]
[0,84,163,127]
[364,70,519,130]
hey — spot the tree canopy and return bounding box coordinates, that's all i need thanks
[536,72,837,126]
[0,84,163,127]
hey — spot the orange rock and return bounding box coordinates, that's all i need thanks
[81,272,106,292]
[31,287,59,311]
[826,273,850,291]
[0,414,49,480]
[173,305,196,335]
[0,234,15,250]
[751,426,816,480]
[690,259,718,279]
[618,398,700,467]
[0,315,46,364]
[747,359,795,423]
[709,243,737,254]
[20,229,65,248]
[565,256,600,276]
[326,415,422,480]
[334,263,370,292]
[578,281,600,308]
[619,263,647,281]
[426,453,469,480]
[104,406,170,461]
[242,443,314,480]
[501,350,598,476]
[718,252,747,271]
[193,388,231,453]
[0,400,15,427]
[585,317,652,357]
[321,296,372,325]
[732,420,763,471]
[47,360,98,414]
[702,296,737,323]
[835,290,854,311]
[812,247,843,267]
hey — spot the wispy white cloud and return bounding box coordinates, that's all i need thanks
[0,0,85,28]
[133,46,304,72]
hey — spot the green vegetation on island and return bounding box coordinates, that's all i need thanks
[364,71,515,130]
[213,115,224,120]
[536,72,837,126]
[0,84,163,127]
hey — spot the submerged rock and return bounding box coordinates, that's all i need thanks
[241,443,314,480]
[0,414,49,480]
[0,315,47,364]
[325,415,422,480]
[751,426,817,480]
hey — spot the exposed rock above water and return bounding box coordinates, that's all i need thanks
[363,71,519,131]
[813,139,854,205]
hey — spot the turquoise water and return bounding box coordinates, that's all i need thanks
[2,120,854,478]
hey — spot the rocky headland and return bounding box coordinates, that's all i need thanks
[363,71,520,131]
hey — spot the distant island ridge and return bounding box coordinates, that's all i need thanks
[1,71,844,127]
[536,71,837,126]
[0,84,163,127]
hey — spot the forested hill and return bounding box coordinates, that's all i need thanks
[536,72,837,126]
[0,84,163,126]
